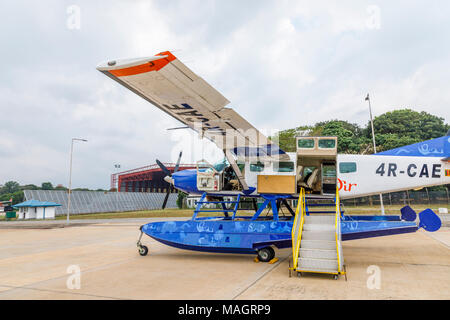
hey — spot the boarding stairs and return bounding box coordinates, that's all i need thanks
[290,188,346,279]
[192,193,242,219]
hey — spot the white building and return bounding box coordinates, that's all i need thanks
[13,200,61,220]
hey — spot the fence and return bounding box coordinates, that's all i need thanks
[24,190,178,215]
[341,188,450,207]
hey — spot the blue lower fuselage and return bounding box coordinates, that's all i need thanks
[142,216,418,254]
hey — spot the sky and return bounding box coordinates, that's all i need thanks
[0,0,449,189]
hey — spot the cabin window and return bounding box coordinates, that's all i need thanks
[318,139,336,149]
[298,139,315,149]
[275,161,295,172]
[250,162,265,172]
[322,165,337,177]
[339,162,357,173]
[237,162,245,171]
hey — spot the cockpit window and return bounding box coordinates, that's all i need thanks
[213,160,228,172]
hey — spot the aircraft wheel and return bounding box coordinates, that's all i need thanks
[257,247,275,262]
[139,245,148,256]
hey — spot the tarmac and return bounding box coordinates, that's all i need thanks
[0,217,449,300]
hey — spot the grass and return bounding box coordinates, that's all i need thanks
[343,204,449,215]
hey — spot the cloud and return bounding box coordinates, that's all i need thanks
[0,0,449,189]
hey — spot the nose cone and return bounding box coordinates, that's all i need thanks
[171,169,200,194]
[164,176,173,184]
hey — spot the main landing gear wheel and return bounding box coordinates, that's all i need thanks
[138,245,148,256]
[257,247,275,262]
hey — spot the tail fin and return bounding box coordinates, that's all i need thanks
[377,135,450,158]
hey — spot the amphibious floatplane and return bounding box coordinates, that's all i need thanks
[97,51,448,278]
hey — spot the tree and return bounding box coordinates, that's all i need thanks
[368,109,449,151]
[1,181,20,195]
[176,192,187,209]
[41,182,54,190]
[271,109,448,155]
[270,125,313,152]
[0,190,24,205]
[21,184,39,190]
[314,120,368,153]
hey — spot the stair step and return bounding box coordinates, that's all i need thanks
[296,267,339,275]
[299,248,337,260]
[301,230,335,241]
[306,211,342,214]
[298,257,338,271]
[305,203,336,207]
[304,215,335,224]
[300,240,336,250]
[303,224,334,232]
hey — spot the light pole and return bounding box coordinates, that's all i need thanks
[365,94,385,215]
[67,138,88,224]
[114,164,121,212]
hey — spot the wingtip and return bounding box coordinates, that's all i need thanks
[96,54,170,72]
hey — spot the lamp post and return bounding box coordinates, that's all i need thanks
[67,138,88,224]
[365,94,385,215]
[114,164,121,212]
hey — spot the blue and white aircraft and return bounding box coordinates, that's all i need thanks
[97,51,448,265]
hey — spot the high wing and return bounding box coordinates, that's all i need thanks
[96,51,288,163]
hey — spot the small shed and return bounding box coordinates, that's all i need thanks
[13,200,62,220]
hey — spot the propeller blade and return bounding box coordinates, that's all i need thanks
[174,151,183,173]
[161,185,172,209]
[156,159,171,176]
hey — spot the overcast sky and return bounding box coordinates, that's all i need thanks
[0,1,449,189]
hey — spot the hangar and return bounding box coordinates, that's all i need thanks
[111,162,196,193]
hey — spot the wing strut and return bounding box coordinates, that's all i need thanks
[224,149,249,191]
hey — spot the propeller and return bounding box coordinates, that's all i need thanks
[157,151,182,209]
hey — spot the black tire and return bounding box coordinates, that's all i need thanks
[257,247,275,262]
[139,245,148,256]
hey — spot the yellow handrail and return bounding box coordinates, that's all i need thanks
[291,188,305,270]
[335,185,341,274]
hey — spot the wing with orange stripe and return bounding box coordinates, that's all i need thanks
[96,51,288,160]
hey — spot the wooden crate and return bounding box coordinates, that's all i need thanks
[257,175,296,194]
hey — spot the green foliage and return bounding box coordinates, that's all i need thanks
[0,181,20,195]
[315,120,368,153]
[0,190,24,205]
[176,192,187,209]
[274,109,448,154]
[369,109,449,151]
[41,182,54,190]
[270,125,313,152]
[21,184,39,190]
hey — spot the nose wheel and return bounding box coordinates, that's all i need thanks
[137,227,148,256]
[138,245,148,256]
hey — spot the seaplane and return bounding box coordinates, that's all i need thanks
[97,51,449,278]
